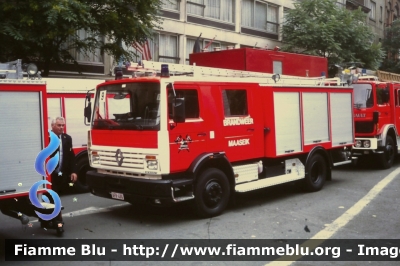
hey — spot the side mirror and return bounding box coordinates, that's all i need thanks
[173,98,185,123]
[84,92,92,125]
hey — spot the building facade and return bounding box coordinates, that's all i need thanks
[51,1,394,77]
[385,0,400,25]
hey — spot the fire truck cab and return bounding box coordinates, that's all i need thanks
[352,74,400,169]
[84,62,354,217]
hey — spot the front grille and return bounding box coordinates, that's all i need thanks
[355,121,374,133]
[97,150,145,169]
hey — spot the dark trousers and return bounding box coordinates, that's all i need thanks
[51,172,69,194]
[49,173,68,223]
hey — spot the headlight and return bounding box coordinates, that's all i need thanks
[355,140,362,148]
[145,155,158,170]
[91,151,100,164]
[146,160,158,170]
[363,140,371,148]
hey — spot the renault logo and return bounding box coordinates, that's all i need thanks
[115,149,124,166]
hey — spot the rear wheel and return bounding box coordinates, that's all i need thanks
[194,168,230,218]
[74,155,93,193]
[378,136,395,169]
[303,153,327,192]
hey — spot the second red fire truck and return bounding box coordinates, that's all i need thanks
[84,61,354,217]
[351,70,400,168]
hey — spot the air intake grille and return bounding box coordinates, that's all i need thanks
[355,121,374,133]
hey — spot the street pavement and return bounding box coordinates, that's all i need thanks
[1,158,399,266]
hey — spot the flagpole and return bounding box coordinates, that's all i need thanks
[204,35,217,50]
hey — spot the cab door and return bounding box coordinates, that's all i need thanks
[168,85,209,173]
[219,85,263,162]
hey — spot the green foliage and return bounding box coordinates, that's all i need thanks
[281,0,384,75]
[381,20,400,73]
[0,0,163,76]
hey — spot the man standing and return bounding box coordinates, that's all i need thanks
[44,117,77,236]
[51,117,78,193]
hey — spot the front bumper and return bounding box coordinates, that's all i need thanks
[86,170,194,203]
[351,137,383,156]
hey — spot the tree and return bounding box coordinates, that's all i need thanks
[0,0,163,76]
[381,19,400,73]
[281,0,385,76]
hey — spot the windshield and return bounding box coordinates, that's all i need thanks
[92,82,160,130]
[353,84,373,109]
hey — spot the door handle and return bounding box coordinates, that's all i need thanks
[197,132,207,137]
[247,128,255,132]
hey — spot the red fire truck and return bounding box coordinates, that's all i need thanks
[0,60,62,233]
[84,61,354,217]
[44,78,104,192]
[351,70,400,169]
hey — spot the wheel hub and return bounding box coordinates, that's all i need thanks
[203,181,222,207]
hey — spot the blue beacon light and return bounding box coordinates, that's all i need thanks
[161,64,170,77]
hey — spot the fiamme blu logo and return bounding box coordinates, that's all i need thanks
[30,130,62,221]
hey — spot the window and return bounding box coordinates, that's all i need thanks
[187,0,234,23]
[64,29,104,63]
[123,38,154,62]
[186,38,203,64]
[376,85,389,105]
[202,39,234,51]
[185,38,235,63]
[387,8,390,26]
[93,83,161,131]
[222,89,248,116]
[335,0,346,9]
[168,89,200,119]
[380,6,383,22]
[162,0,180,11]
[273,61,282,74]
[241,0,279,33]
[369,1,376,20]
[158,34,179,63]
[127,33,178,64]
[353,84,373,109]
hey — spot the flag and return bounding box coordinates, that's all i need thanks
[132,40,152,61]
[204,35,216,50]
[193,33,202,53]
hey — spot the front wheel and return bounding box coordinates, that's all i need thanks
[194,168,230,218]
[378,136,395,169]
[303,153,327,192]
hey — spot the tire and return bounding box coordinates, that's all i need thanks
[303,153,327,192]
[378,136,395,169]
[194,168,230,218]
[74,154,93,193]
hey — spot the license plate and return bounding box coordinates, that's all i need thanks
[111,192,124,200]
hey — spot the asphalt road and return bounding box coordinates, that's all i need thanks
[1,158,399,266]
